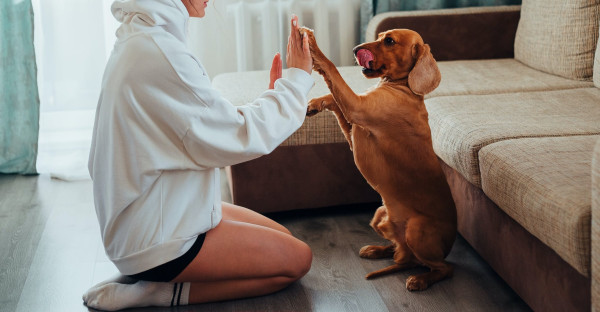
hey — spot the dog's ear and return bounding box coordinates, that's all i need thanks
[408,43,441,96]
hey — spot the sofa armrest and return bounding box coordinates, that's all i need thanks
[593,138,600,311]
[365,5,521,61]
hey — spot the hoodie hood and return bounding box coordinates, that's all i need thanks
[111,0,189,42]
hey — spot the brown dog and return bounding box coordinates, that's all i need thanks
[301,28,457,291]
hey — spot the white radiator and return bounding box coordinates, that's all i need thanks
[188,0,362,77]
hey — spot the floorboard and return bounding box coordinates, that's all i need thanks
[0,173,531,312]
[0,175,53,312]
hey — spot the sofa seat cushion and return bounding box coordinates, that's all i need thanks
[431,59,595,98]
[514,0,600,81]
[426,88,600,187]
[479,135,599,277]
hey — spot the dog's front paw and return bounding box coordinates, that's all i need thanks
[406,275,429,291]
[299,27,327,72]
[306,98,325,117]
[299,27,314,39]
[299,27,317,53]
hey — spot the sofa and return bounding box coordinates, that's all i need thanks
[212,1,600,311]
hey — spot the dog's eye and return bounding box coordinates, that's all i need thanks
[384,37,395,45]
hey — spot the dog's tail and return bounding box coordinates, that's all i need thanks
[365,264,405,279]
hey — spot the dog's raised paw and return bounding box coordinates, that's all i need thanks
[298,26,314,36]
[306,99,325,116]
[298,27,327,70]
[306,109,319,117]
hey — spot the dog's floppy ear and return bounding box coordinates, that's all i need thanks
[408,43,441,96]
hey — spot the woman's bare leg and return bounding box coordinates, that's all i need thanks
[221,201,291,234]
[83,203,310,309]
[171,202,312,304]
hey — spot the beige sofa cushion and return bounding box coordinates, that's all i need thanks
[514,0,600,81]
[480,135,598,277]
[212,62,595,147]
[426,88,600,187]
[431,59,594,98]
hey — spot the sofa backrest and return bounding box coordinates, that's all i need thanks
[514,0,600,81]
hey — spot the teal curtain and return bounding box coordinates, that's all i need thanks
[0,0,40,174]
[360,0,522,42]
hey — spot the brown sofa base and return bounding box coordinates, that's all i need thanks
[226,143,381,213]
[440,161,590,312]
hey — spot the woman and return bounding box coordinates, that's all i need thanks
[83,0,314,310]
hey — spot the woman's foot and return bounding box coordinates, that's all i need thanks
[83,278,189,311]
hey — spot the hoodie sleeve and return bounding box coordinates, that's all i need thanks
[184,68,314,168]
[158,38,315,168]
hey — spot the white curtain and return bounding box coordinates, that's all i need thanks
[33,0,118,181]
[34,0,360,181]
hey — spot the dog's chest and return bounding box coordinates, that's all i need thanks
[350,126,388,183]
[350,126,376,156]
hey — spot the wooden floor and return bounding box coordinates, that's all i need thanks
[0,173,531,312]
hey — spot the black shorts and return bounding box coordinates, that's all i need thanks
[128,233,206,282]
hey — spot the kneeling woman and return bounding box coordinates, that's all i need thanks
[83,0,314,310]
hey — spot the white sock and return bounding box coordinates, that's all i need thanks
[83,280,190,311]
[86,274,138,291]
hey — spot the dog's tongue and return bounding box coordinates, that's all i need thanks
[356,49,374,69]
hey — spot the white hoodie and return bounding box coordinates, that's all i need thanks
[89,0,314,275]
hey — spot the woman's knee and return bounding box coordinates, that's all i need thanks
[285,241,312,280]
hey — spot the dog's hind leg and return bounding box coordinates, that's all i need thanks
[363,240,418,279]
[404,260,453,291]
[404,218,454,291]
[364,247,418,279]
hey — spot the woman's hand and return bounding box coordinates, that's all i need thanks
[286,14,312,74]
[269,53,282,89]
